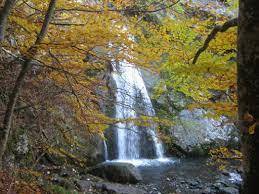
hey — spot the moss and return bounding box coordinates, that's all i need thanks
[188,143,216,157]
[6,127,26,151]
[4,126,36,167]
[143,14,161,25]
[188,146,207,157]
[47,185,78,194]
[42,147,87,167]
[165,138,188,157]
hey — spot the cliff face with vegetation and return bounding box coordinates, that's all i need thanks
[141,68,239,157]
[0,0,243,193]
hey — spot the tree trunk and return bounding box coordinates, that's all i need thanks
[0,0,56,168]
[237,0,259,193]
[0,0,16,41]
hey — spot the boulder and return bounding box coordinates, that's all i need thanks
[51,176,76,190]
[87,135,106,165]
[96,182,147,194]
[170,109,239,156]
[75,180,94,192]
[88,162,143,184]
[76,180,147,194]
[216,186,239,194]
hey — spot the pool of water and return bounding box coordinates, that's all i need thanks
[105,157,178,167]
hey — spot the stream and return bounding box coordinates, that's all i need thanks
[138,158,242,194]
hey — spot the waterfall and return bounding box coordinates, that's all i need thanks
[111,60,164,160]
[103,140,108,161]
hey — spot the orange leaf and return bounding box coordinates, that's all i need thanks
[244,112,254,122]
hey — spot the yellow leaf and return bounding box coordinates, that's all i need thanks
[248,123,256,135]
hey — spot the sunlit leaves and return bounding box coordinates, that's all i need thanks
[133,7,237,117]
[5,0,146,139]
[209,147,242,170]
[5,0,239,140]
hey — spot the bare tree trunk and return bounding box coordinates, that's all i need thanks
[237,0,259,193]
[0,0,16,41]
[0,0,56,168]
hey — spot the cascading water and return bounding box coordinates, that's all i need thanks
[103,140,108,161]
[109,60,164,161]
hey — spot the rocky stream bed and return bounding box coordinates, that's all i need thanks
[46,157,242,194]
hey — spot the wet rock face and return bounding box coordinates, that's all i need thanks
[138,127,157,159]
[170,109,239,156]
[87,135,107,165]
[104,127,118,160]
[88,162,143,184]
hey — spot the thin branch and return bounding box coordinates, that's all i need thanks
[49,22,86,26]
[34,0,56,45]
[192,18,237,64]
[0,47,95,82]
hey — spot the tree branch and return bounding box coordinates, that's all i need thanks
[0,0,16,41]
[192,18,237,64]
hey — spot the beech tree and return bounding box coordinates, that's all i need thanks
[2,0,259,192]
[237,0,259,193]
[0,0,179,168]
